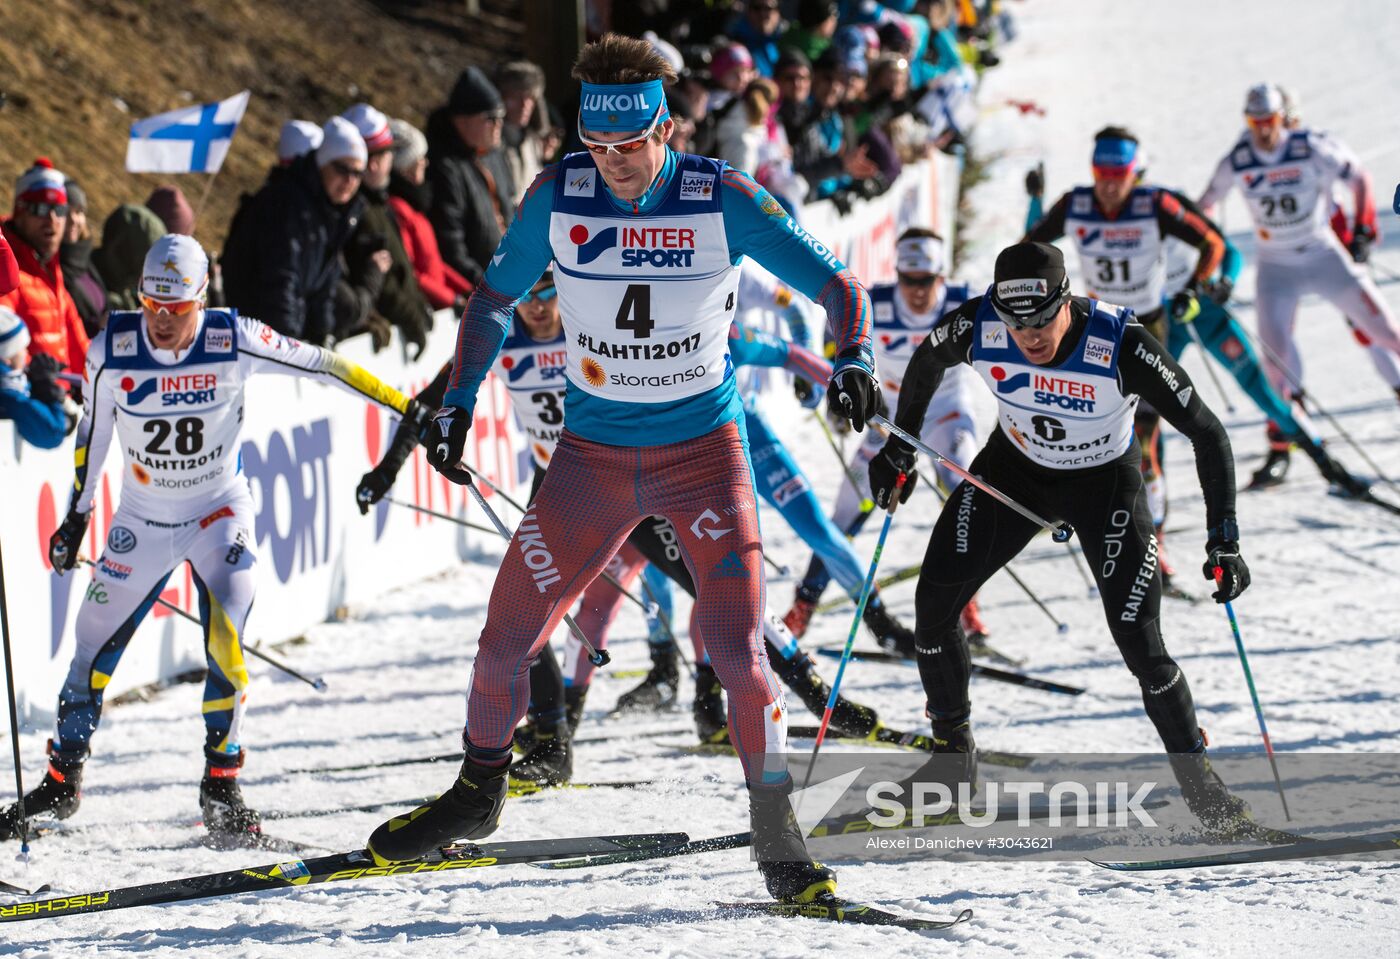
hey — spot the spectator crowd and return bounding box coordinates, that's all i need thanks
[0,0,1012,448]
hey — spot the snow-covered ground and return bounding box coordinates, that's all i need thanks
[6,2,1400,955]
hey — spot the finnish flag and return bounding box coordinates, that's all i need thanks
[126,91,251,174]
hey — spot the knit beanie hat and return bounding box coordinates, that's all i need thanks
[146,185,196,235]
[278,119,324,164]
[0,306,30,361]
[389,119,428,173]
[14,158,67,208]
[342,103,395,153]
[315,116,368,167]
[448,66,503,117]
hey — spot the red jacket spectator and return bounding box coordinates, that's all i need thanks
[387,118,473,312]
[0,232,17,295]
[2,159,90,372]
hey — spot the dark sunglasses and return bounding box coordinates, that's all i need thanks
[520,285,557,304]
[897,273,939,288]
[329,161,366,179]
[21,201,68,218]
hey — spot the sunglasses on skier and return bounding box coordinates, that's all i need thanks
[520,284,557,304]
[140,294,201,317]
[578,102,666,156]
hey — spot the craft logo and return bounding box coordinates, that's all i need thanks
[569,224,618,265]
[564,169,596,198]
[580,356,606,387]
[679,170,714,200]
[988,365,1030,394]
[1083,336,1114,368]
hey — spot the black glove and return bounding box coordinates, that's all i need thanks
[793,376,820,409]
[1024,162,1044,199]
[827,358,881,433]
[868,440,917,509]
[49,508,90,575]
[1348,224,1376,264]
[424,405,474,484]
[1203,526,1250,603]
[1168,283,1201,324]
[1201,276,1233,307]
[25,352,65,406]
[356,465,395,514]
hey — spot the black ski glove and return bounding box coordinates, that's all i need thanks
[356,465,395,514]
[793,376,820,409]
[1203,521,1250,603]
[1024,162,1044,199]
[869,440,918,509]
[1168,281,1202,324]
[357,402,430,513]
[49,508,90,574]
[25,352,66,406]
[1201,276,1233,307]
[1348,223,1376,264]
[424,404,474,485]
[828,355,881,433]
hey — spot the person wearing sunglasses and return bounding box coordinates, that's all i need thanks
[1200,83,1400,456]
[789,227,993,652]
[869,241,1265,838]
[1023,126,1228,587]
[3,233,419,848]
[367,32,879,908]
[221,117,368,349]
[0,158,90,374]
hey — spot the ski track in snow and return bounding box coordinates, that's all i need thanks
[5,2,1400,955]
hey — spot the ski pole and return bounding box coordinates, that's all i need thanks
[1213,568,1291,821]
[872,414,1074,542]
[384,496,655,618]
[462,463,791,579]
[77,559,328,692]
[1176,299,1237,413]
[812,410,874,513]
[802,473,906,790]
[464,480,611,668]
[1242,327,1398,493]
[0,538,32,861]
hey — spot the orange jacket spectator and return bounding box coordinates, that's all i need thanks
[0,220,89,371]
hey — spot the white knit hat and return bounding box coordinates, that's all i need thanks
[277,119,324,163]
[315,116,368,168]
[0,306,30,360]
[389,118,428,173]
[342,103,394,152]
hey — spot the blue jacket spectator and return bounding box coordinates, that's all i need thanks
[730,0,786,78]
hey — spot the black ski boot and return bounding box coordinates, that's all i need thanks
[1303,442,1372,498]
[1247,445,1291,490]
[614,642,680,714]
[1169,750,1258,839]
[199,762,263,845]
[510,719,573,786]
[564,684,588,735]
[749,778,837,903]
[693,663,728,744]
[768,649,878,738]
[368,755,510,865]
[863,594,916,657]
[0,752,83,839]
[897,718,979,804]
